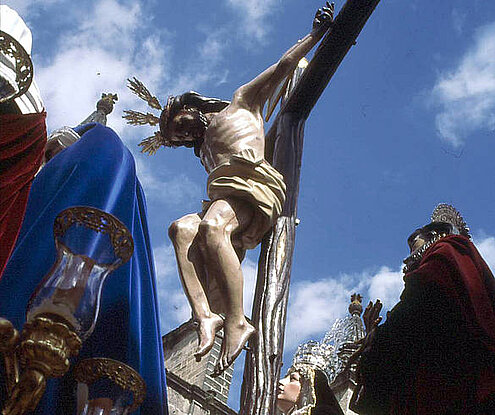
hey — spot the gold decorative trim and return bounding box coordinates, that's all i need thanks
[122,109,160,126]
[124,78,174,155]
[0,318,20,394]
[3,314,82,415]
[53,206,134,265]
[73,358,146,412]
[0,30,33,103]
[137,131,166,155]
[20,316,82,377]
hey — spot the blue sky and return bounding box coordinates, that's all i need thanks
[6,0,495,408]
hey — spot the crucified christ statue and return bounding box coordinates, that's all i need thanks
[124,3,334,375]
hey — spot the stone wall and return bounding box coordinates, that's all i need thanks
[163,320,236,415]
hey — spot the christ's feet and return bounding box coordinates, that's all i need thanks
[194,314,224,361]
[212,319,256,376]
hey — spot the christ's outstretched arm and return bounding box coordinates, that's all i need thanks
[233,2,334,112]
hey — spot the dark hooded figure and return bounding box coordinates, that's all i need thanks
[350,204,495,415]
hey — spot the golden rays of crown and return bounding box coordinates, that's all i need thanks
[127,77,162,111]
[123,77,173,155]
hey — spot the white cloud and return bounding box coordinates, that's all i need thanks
[33,0,169,137]
[76,0,141,49]
[475,236,495,272]
[285,277,352,350]
[37,47,131,131]
[367,266,404,310]
[134,157,202,206]
[2,0,63,18]
[154,243,192,333]
[285,266,404,352]
[226,0,278,42]
[242,257,258,316]
[431,22,495,146]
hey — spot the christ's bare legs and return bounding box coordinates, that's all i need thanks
[169,198,255,369]
[169,214,224,358]
[198,198,255,375]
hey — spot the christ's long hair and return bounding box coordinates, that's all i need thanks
[159,91,229,156]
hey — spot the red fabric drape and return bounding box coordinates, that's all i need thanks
[400,235,495,413]
[0,112,47,279]
[351,235,495,415]
[407,235,495,353]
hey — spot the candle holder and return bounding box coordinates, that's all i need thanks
[0,206,133,415]
[74,358,146,415]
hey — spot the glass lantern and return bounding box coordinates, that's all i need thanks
[25,206,134,340]
[0,207,134,415]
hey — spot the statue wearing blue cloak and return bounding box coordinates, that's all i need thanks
[0,123,168,414]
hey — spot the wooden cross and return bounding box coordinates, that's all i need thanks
[239,1,381,414]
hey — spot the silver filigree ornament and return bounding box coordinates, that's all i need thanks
[431,203,470,238]
[0,30,33,103]
[292,340,336,378]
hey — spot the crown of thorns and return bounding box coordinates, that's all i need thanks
[123,77,208,155]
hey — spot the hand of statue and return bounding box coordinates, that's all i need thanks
[346,300,383,369]
[362,299,382,335]
[312,2,334,35]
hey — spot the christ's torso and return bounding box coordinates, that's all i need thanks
[200,105,265,173]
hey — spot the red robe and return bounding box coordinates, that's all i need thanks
[353,235,495,414]
[0,112,46,279]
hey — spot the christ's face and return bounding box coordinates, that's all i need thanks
[276,371,302,413]
[169,110,205,143]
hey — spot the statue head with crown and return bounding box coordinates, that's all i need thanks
[277,340,340,415]
[403,203,471,273]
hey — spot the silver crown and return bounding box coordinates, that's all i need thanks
[292,340,335,376]
[291,295,367,384]
[431,203,470,238]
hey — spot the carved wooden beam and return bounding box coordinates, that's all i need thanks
[240,1,381,414]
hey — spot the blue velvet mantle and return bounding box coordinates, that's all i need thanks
[0,124,168,414]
